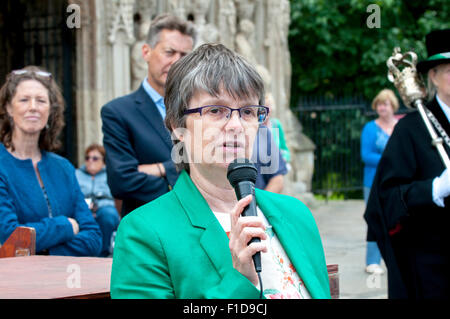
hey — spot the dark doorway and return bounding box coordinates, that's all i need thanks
[0,0,77,163]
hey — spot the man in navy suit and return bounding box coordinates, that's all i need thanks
[101,14,197,217]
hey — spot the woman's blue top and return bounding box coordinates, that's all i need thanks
[0,143,102,256]
[361,120,390,188]
[75,165,115,209]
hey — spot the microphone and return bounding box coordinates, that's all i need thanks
[227,158,261,273]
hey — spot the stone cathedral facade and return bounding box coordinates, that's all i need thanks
[69,0,315,203]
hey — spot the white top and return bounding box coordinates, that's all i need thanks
[431,94,450,207]
[213,208,311,299]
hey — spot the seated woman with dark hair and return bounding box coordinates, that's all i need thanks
[0,66,102,256]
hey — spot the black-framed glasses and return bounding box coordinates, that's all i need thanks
[183,105,269,124]
[11,69,52,79]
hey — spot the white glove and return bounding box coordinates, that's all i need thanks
[432,168,450,207]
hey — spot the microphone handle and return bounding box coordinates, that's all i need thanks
[235,181,262,273]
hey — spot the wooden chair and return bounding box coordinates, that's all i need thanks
[0,226,36,258]
[327,264,339,299]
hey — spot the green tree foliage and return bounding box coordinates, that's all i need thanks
[288,0,450,106]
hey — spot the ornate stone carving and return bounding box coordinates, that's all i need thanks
[235,19,257,64]
[72,0,317,200]
[168,0,188,18]
[235,13,271,92]
[235,0,256,20]
[218,0,237,50]
[135,0,157,22]
[131,19,151,91]
[189,0,219,47]
[107,0,135,45]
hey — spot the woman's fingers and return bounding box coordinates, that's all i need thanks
[238,225,267,246]
[230,195,253,226]
[229,195,268,287]
[237,239,268,263]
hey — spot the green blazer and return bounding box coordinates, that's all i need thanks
[110,171,330,299]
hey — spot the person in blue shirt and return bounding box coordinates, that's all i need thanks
[361,89,399,274]
[0,66,102,256]
[76,144,120,257]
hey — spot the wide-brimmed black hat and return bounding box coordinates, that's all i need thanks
[417,29,450,74]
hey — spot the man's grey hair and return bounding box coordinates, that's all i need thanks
[164,43,266,172]
[146,13,197,48]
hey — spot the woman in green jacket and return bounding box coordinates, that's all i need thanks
[110,43,330,299]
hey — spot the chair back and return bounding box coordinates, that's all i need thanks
[0,226,36,258]
[327,264,339,299]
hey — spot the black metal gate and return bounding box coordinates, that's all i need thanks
[293,96,373,199]
[293,96,412,199]
[0,0,76,163]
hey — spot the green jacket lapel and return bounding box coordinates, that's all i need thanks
[255,189,324,298]
[173,171,233,276]
[172,172,326,298]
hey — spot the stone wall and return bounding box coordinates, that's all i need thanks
[70,0,315,201]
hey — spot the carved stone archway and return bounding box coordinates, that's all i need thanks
[71,0,315,202]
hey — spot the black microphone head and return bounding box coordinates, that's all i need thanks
[227,158,258,188]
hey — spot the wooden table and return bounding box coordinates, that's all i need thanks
[0,255,112,299]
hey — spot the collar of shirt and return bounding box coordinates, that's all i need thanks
[142,77,166,119]
[436,94,450,123]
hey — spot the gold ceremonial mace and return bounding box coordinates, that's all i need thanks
[387,47,450,169]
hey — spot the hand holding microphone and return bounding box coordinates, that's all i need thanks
[229,195,267,286]
[227,159,267,289]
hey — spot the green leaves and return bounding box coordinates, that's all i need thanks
[288,0,450,105]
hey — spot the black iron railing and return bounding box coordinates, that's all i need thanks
[292,96,411,199]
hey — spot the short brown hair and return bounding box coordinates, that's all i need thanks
[0,65,65,152]
[85,143,106,163]
[371,89,399,112]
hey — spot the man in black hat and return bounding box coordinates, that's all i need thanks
[364,29,450,299]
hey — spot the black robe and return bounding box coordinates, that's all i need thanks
[364,97,450,299]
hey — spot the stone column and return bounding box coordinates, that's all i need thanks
[69,0,100,165]
[107,0,135,97]
[70,0,135,165]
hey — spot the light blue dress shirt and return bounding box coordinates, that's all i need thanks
[142,77,166,119]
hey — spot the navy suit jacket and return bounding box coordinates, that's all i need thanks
[101,85,179,216]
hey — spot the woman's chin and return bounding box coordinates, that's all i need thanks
[18,125,46,136]
[188,147,250,171]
